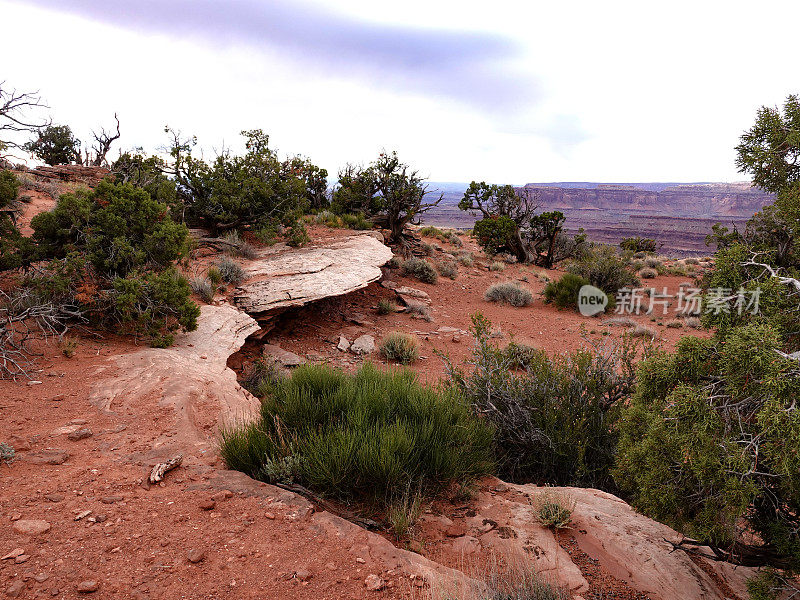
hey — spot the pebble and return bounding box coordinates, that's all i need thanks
[198,500,216,511]
[1,548,24,560]
[187,548,206,563]
[295,569,312,582]
[100,496,123,504]
[355,557,366,564]
[44,494,65,503]
[76,580,99,593]
[14,555,30,564]
[6,581,24,598]
[12,520,51,535]
[211,490,234,502]
[364,574,385,591]
[34,573,50,583]
[263,512,275,520]
[67,428,93,442]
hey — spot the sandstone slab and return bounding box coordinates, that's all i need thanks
[233,234,393,314]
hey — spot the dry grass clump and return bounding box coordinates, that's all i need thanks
[684,257,700,265]
[639,267,658,279]
[405,302,433,321]
[666,320,684,329]
[437,260,458,280]
[485,282,533,307]
[190,276,214,302]
[534,489,576,530]
[402,257,439,284]
[380,332,421,364]
[377,298,398,315]
[59,336,79,358]
[218,257,245,285]
[489,261,505,272]
[631,324,657,339]
[685,316,702,329]
[644,256,662,269]
[457,252,474,267]
[602,316,637,328]
[222,230,258,259]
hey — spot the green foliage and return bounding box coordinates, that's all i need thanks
[445,314,640,487]
[24,124,80,166]
[484,282,533,307]
[380,332,420,364]
[176,129,312,234]
[639,267,657,278]
[620,237,658,253]
[111,152,179,216]
[566,244,639,295]
[286,219,310,247]
[529,211,566,268]
[473,215,519,257]
[0,170,34,271]
[220,364,493,510]
[207,266,222,286]
[534,490,575,530]
[0,170,19,209]
[281,155,329,210]
[543,273,591,310]
[401,257,438,284]
[332,152,440,242]
[32,180,189,276]
[0,442,15,465]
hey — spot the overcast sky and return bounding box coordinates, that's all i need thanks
[1,0,798,184]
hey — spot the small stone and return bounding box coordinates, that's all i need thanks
[364,574,385,591]
[6,581,24,598]
[76,580,99,593]
[49,588,59,596]
[30,449,69,465]
[49,395,65,402]
[14,554,30,564]
[198,500,216,511]
[187,548,205,563]
[350,334,375,355]
[355,557,366,564]
[94,515,107,523]
[445,522,467,538]
[210,490,234,502]
[100,496,123,504]
[26,380,42,386]
[325,562,337,571]
[1,548,24,560]
[44,494,65,503]
[8,436,30,452]
[12,520,51,535]
[67,428,93,442]
[337,336,350,352]
[34,573,50,583]
[74,510,92,521]
[295,569,312,582]
[263,512,275,520]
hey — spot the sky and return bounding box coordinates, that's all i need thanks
[1,0,798,184]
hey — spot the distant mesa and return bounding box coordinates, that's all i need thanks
[423,181,774,255]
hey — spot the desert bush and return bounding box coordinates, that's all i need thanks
[380,332,420,364]
[685,257,700,265]
[503,341,540,370]
[437,260,458,280]
[620,236,658,253]
[644,257,661,269]
[535,489,576,530]
[0,443,14,465]
[377,298,398,315]
[445,314,642,488]
[542,273,591,310]
[220,363,493,510]
[631,324,657,339]
[340,213,371,230]
[0,171,34,271]
[639,267,658,279]
[420,242,434,256]
[402,257,438,284]
[405,302,432,321]
[489,261,505,272]
[221,230,258,259]
[457,252,474,267]
[484,282,533,307]
[419,226,441,237]
[566,244,638,295]
[666,320,683,329]
[631,259,645,271]
[602,316,636,328]
[240,358,283,398]
[685,316,702,329]
[190,276,214,303]
[217,257,244,285]
[207,266,222,286]
[24,124,80,166]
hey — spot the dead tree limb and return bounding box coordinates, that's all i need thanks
[89,113,121,167]
[149,454,183,483]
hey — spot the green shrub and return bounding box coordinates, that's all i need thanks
[639,267,658,278]
[241,358,283,398]
[207,266,222,286]
[340,213,372,230]
[220,364,493,510]
[484,282,533,307]
[419,226,441,237]
[437,260,458,280]
[685,257,700,265]
[457,252,474,267]
[473,215,519,257]
[24,124,80,166]
[0,443,15,465]
[620,236,658,253]
[380,332,420,364]
[644,257,661,269]
[401,257,438,284]
[217,257,244,285]
[377,298,398,315]
[534,489,576,530]
[543,273,591,310]
[445,314,641,487]
[566,244,638,295]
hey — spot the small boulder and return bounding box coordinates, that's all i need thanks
[12,520,51,536]
[350,334,375,355]
[364,574,385,591]
[262,344,305,368]
[76,580,99,593]
[187,548,205,563]
[6,581,24,598]
[337,336,350,352]
[67,428,93,442]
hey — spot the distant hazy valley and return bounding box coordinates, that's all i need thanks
[423,181,775,255]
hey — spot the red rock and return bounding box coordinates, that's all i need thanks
[187,548,205,563]
[12,520,51,535]
[76,580,99,593]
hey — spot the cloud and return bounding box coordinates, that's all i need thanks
[17,0,539,114]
